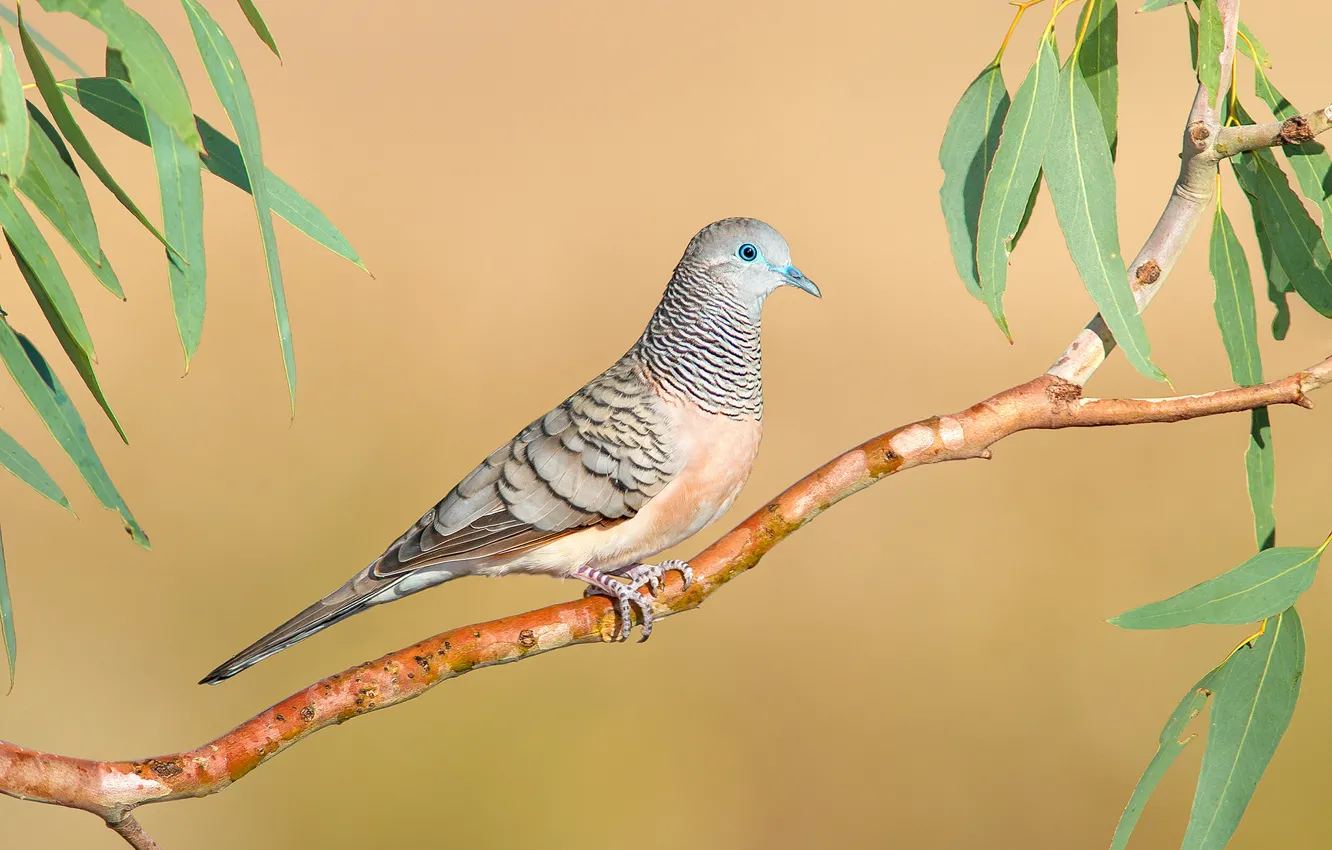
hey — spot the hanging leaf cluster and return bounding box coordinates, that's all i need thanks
[0,1,365,691]
[938,0,1328,846]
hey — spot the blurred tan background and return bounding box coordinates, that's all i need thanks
[2,1,1331,847]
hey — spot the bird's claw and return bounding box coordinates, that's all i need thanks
[618,559,694,596]
[575,560,693,642]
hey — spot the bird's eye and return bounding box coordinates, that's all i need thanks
[737,243,759,262]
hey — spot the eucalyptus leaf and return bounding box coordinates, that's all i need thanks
[0,426,68,507]
[7,235,126,442]
[0,181,93,359]
[1111,545,1322,629]
[236,0,280,59]
[938,62,1009,300]
[1138,0,1183,10]
[1247,408,1276,551]
[37,0,202,152]
[1182,607,1303,850]
[147,107,206,366]
[1074,0,1117,157]
[1209,204,1262,387]
[1236,22,1271,68]
[0,525,12,690]
[1044,64,1162,380]
[1229,98,1332,318]
[1196,0,1224,109]
[975,31,1058,338]
[183,0,293,407]
[18,104,97,259]
[1253,73,1332,254]
[58,77,367,273]
[1109,667,1221,850]
[0,320,146,546]
[0,30,27,183]
[18,9,180,258]
[1245,191,1292,339]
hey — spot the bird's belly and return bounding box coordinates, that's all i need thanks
[497,410,762,577]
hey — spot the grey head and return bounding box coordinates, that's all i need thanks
[635,217,819,420]
[676,217,820,316]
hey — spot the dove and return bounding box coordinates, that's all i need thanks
[201,217,819,684]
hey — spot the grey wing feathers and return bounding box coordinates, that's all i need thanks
[369,357,681,579]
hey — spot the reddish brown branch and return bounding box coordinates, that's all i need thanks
[2,353,1329,837]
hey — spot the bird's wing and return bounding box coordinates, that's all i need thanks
[369,356,681,579]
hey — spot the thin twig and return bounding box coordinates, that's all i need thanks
[107,816,160,850]
[1214,104,1332,157]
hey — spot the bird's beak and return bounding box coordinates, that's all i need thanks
[782,265,821,298]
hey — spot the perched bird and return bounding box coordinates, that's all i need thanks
[201,217,819,684]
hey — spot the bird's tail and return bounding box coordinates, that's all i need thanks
[199,565,437,685]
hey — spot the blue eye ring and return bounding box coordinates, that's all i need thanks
[737,243,759,262]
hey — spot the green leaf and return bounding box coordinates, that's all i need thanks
[37,0,203,152]
[1187,6,1199,72]
[1009,176,1041,251]
[1236,22,1271,69]
[1044,63,1162,380]
[236,0,280,60]
[0,425,68,506]
[1209,204,1262,387]
[1254,72,1332,253]
[938,62,1009,301]
[0,30,27,183]
[976,31,1059,338]
[19,104,96,258]
[59,77,367,271]
[17,10,179,258]
[16,104,122,298]
[1229,98,1332,318]
[183,0,293,408]
[146,106,206,366]
[1074,0,1118,158]
[1109,667,1221,850]
[1111,545,1323,629]
[1244,194,1292,340]
[0,4,86,75]
[1183,607,1303,850]
[0,525,13,690]
[104,44,128,82]
[1138,0,1183,11]
[1196,0,1224,110]
[1237,152,1332,316]
[0,321,147,545]
[7,233,126,441]
[1247,408,1276,551]
[0,181,93,358]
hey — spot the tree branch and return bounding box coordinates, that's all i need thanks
[2,346,1330,841]
[107,815,160,850]
[1049,0,1240,386]
[1214,104,1332,157]
[3,2,1327,848]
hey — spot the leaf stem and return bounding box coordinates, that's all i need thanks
[994,0,1047,64]
[1071,0,1097,64]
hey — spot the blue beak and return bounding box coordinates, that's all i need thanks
[782,265,821,298]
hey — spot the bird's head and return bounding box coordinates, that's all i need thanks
[680,218,820,308]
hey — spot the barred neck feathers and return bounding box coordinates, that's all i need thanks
[636,263,764,420]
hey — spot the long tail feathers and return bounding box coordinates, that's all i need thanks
[199,570,404,685]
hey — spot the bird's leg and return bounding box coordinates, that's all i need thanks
[610,559,694,595]
[572,566,653,642]
[576,560,693,642]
